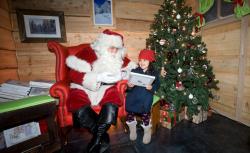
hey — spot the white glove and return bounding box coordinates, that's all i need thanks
[121,70,130,80]
[97,72,122,84]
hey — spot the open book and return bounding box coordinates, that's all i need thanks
[128,72,155,87]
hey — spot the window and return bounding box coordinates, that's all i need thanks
[203,0,234,23]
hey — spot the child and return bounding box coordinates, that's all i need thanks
[125,49,160,144]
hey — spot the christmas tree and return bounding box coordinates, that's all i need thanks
[146,0,219,117]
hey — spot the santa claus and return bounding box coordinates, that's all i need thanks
[65,29,136,153]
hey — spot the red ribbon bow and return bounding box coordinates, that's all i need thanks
[194,12,204,25]
[233,0,244,6]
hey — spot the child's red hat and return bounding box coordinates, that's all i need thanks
[138,49,155,62]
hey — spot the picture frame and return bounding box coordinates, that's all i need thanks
[16,9,66,43]
[92,0,113,26]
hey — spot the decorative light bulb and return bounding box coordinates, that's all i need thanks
[177,68,183,73]
[189,94,193,99]
[176,14,181,19]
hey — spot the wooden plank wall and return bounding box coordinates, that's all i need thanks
[242,17,250,125]
[202,16,250,126]
[0,0,18,83]
[9,0,196,81]
[9,0,159,81]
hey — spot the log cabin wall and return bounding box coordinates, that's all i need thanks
[202,16,250,126]
[9,0,161,81]
[0,0,18,83]
[9,0,196,81]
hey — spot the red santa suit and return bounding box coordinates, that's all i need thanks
[65,30,136,112]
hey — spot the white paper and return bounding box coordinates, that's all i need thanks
[3,122,41,147]
[128,72,155,87]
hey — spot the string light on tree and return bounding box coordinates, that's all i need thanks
[176,14,181,19]
[159,39,166,45]
[191,30,196,36]
[177,67,183,73]
[203,64,208,70]
[188,93,194,99]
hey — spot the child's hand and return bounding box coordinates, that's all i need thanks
[161,67,167,77]
[146,85,152,90]
[127,82,135,87]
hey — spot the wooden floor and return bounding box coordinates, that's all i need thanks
[55,114,250,153]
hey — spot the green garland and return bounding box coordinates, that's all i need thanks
[197,0,250,28]
[224,0,250,19]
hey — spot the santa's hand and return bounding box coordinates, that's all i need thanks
[97,72,122,84]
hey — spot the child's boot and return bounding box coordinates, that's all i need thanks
[141,124,152,144]
[126,120,137,141]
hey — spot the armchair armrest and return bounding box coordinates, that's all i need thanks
[50,80,70,103]
[50,80,72,127]
[117,80,128,103]
[116,80,128,117]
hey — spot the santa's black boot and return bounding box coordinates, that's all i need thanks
[72,105,111,153]
[87,103,118,153]
[72,105,98,131]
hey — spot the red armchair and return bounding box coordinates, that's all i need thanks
[47,41,128,129]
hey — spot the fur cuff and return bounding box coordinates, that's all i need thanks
[82,72,101,91]
[126,61,138,71]
[66,55,91,73]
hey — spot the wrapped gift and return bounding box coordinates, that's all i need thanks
[192,106,208,124]
[159,102,177,129]
[184,106,208,124]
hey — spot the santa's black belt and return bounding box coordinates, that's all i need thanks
[101,83,116,85]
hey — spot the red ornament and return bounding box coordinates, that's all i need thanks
[194,12,204,25]
[176,81,184,91]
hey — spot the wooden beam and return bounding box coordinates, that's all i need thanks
[0,8,11,30]
[0,28,15,50]
[0,0,9,11]
[236,16,249,121]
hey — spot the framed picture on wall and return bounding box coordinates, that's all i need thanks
[16,9,66,43]
[92,0,113,26]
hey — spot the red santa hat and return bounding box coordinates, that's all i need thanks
[91,29,124,52]
[103,29,123,42]
[138,49,155,62]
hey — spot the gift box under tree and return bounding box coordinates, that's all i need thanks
[159,101,178,129]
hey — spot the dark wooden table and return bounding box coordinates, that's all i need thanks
[0,101,61,153]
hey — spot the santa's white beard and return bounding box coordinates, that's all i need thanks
[92,50,123,74]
